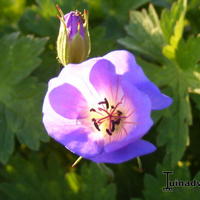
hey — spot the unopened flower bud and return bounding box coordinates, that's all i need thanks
[56,5,91,65]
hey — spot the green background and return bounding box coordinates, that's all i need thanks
[1,0,200,199]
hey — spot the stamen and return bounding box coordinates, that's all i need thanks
[92,118,101,131]
[97,116,109,123]
[117,110,122,116]
[111,120,115,132]
[106,129,112,136]
[90,108,104,116]
[98,101,105,105]
[94,123,100,131]
[104,98,109,109]
[98,107,110,115]
[98,98,109,109]
[90,97,130,136]
[110,101,122,115]
[114,118,121,125]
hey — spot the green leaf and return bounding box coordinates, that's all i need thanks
[142,44,199,167]
[19,9,58,42]
[118,4,166,62]
[161,0,187,59]
[150,0,173,7]
[187,0,200,34]
[176,37,200,70]
[191,94,200,111]
[160,0,187,43]
[0,33,48,86]
[0,104,15,164]
[90,26,116,57]
[6,78,49,149]
[154,65,192,167]
[157,94,191,167]
[0,153,74,200]
[35,0,58,18]
[80,163,116,200]
[0,33,49,163]
[0,153,116,200]
[155,35,200,166]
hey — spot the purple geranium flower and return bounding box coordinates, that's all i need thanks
[42,50,172,164]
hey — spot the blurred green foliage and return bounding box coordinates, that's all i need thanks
[0,153,116,200]
[0,0,200,199]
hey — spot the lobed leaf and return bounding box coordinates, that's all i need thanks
[118,4,166,62]
[176,37,200,70]
[0,33,49,163]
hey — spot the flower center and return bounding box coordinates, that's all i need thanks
[90,98,127,136]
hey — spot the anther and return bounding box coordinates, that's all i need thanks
[94,122,100,131]
[106,129,112,136]
[114,118,121,125]
[91,99,125,135]
[104,98,109,109]
[98,98,109,109]
[98,101,105,105]
[117,110,122,116]
[111,120,115,132]
[92,119,101,131]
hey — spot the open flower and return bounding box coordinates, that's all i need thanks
[42,50,172,163]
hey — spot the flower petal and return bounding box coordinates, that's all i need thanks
[89,140,156,163]
[43,83,103,157]
[103,50,172,110]
[57,58,106,106]
[89,59,119,98]
[104,80,153,152]
[49,83,88,119]
[64,11,85,39]
[43,114,103,157]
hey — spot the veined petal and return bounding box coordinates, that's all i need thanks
[89,140,156,163]
[57,58,104,106]
[89,59,127,107]
[49,83,88,119]
[103,50,172,110]
[43,114,103,157]
[104,80,153,152]
[89,59,118,97]
[43,82,103,157]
